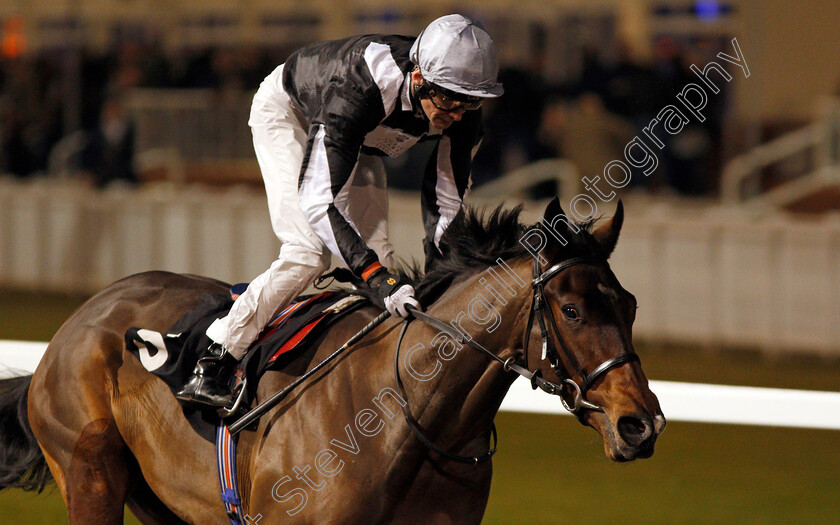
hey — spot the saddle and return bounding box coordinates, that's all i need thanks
[125,281,369,441]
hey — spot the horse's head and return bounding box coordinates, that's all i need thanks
[524,198,664,462]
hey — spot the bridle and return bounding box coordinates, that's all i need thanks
[523,256,639,414]
[393,255,639,464]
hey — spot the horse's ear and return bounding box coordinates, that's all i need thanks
[592,200,624,258]
[540,196,578,255]
[542,196,565,225]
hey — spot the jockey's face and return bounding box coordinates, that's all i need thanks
[411,69,467,130]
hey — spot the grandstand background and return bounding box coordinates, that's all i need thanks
[1,0,839,523]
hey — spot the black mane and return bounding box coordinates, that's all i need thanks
[415,204,599,303]
[339,203,603,307]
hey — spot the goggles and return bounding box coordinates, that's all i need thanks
[424,82,483,112]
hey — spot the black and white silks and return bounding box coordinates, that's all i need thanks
[283,34,483,275]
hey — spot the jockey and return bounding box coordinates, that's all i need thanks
[176,14,504,409]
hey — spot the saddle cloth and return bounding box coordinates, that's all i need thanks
[125,288,368,441]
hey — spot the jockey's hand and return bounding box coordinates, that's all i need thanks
[367,269,422,318]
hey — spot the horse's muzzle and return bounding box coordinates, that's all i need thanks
[605,412,665,462]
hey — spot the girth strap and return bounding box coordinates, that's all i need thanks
[215,425,246,525]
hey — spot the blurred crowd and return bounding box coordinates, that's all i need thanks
[1,36,727,196]
[473,37,728,196]
[0,43,285,187]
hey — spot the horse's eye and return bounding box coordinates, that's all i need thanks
[561,305,580,320]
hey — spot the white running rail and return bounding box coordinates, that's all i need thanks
[3,340,839,430]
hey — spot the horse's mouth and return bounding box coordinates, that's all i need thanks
[604,434,658,462]
[610,439,657,462]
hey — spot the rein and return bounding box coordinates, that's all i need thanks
[394,319,497,464]
[393,255,640,464]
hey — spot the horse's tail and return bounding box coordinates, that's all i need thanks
[0,376,52,492]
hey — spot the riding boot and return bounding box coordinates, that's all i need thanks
[175,343,239,409]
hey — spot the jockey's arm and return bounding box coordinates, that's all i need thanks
[421,109,483,266]
[297,89,387,279]
[296,111,422,318]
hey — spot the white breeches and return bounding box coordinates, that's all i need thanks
[206,64,394,359]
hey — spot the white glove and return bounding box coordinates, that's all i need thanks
[383,284,422,318]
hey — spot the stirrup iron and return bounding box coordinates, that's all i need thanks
[218,378,248,419]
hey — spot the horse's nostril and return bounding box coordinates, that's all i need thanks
[617,416,652,447]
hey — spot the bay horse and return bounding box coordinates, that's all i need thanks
[0,198,664,524]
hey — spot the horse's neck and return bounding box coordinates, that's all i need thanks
[239,261,534,511]
[405,259,532,442]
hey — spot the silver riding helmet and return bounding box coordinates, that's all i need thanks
[410,14,505,98]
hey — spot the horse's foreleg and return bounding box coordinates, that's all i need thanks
[64,418,131,525]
